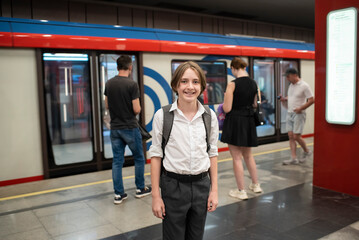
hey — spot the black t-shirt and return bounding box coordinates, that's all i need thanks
[104,76,140,129]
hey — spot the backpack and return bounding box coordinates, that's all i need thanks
[217,103,225,131]
[161,104,212,156]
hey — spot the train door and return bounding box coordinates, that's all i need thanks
[98,53,139,167]
[40,51,141,178]
[253,59,276,138]
[278,60,299,135]
[251,58,299,142]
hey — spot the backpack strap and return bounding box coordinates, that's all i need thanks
[161,104,174,157]
[202,105,212,152]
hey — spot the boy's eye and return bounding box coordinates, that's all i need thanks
[193,80,199,84]
[180,80,187,83]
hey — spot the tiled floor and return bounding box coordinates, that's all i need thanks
[0,138,358,240]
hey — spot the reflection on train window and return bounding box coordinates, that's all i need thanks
[99,54,138,159]
[171,60,227,105]
[43,53,93,165]
[253,59,276,137]
[279,60,299,134]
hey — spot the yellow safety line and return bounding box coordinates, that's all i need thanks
[218,142,313,163]
[0,143,313,202]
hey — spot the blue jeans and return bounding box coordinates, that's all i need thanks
[110,128,145,195]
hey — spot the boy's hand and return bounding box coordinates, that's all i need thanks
[207,190,218,212]
[152,196,166,219]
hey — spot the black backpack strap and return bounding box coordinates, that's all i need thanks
[202,105,212,152]
[161,104,174,158]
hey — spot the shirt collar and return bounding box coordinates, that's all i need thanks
[170,100,206,115]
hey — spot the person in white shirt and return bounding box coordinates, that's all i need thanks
[280,68,314,165]
[149,61,219,240]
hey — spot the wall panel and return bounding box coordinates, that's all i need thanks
[1,0,12,17]
[118,6,132,26]
[247,22,257,36]
[273,26,282,39]
[133,8,146,28]
[69,1,86,23]
[32,0,68,21]
[146,10,154,28]
[86,3,117,25]
[217,18,224,35]
[280,27,295,40]
[179,14,201,32]
[223,19,243,35]
[12,0,32,19]
[202,17,213,33]
[257,23,273,38]
[154,11,178,30]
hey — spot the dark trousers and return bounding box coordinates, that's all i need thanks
[160,174,211,240]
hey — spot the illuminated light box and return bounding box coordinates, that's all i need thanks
[326,7,357,125]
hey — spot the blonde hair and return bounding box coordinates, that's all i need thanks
[171,61,207,94]
[230,57,248,70]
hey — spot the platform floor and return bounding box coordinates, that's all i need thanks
[1,138,358,240]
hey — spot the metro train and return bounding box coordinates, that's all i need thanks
[0,17,315,183]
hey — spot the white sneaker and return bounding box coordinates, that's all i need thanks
[283,158,299,165]
[300,150,312,163]
[249,183,263,193]
[229,189,248,200]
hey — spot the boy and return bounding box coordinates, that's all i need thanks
[149,61,219,240]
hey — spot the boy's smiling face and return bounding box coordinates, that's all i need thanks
[176,68,201,104]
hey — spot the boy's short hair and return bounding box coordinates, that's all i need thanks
[230,57,248,69]
[171,61,207,95]
[116,55,132,71]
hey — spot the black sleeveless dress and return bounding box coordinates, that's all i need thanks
[220,77,258,147]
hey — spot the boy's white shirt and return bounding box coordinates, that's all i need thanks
[148,100,219,175]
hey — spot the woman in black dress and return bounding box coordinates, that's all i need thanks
[221,57,262,200]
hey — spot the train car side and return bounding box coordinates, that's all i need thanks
[0,17,315,184]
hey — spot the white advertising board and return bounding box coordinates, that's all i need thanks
[326,7,357,125]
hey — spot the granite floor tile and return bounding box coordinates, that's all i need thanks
[0,211,43,237]
[2,227,52,240]
[54,224,122,240]
[38,207,109,237]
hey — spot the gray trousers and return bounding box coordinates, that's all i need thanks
[160,174,211,240]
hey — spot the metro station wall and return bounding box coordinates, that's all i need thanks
[0,0,314,43]
[314,0,359,196]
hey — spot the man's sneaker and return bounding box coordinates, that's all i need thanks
[135,186,152,198]
[249,183,263,193]
[300,150,313,163]
[114,193,128,204]
[283,158,299,165]
[229,189,248,200]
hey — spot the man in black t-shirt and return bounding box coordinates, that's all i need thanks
[104,55,151,204]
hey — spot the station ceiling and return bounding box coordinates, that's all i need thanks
[100,0,315,29]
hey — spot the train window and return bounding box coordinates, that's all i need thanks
[171,60,227,105]
[253,59,276,137]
